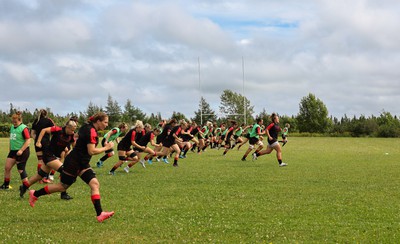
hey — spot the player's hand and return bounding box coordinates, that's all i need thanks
[36,142,42,148]
[105,141,114,150]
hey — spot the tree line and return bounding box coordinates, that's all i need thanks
[0,91,399,138]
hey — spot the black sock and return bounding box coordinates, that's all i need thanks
[100,154,109,162]
[92,197,102,216]
[278,159,282,164]
[34,188,49,198]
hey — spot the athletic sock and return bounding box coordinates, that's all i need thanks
[3,178,10,187]
[22,181,30,190]
[91,194,102,216]
[34,185,50,198]
[100,154,109,162]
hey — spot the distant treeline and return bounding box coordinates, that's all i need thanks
[1,93,399,138]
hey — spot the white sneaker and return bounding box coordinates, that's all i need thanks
[279,163,288,167]
[252,153,257,161]
[155,158,160,162]
[139,159,146,168]
[48,175,54,181]
[124,166,130,173]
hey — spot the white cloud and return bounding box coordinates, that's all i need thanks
[0,0,400,120]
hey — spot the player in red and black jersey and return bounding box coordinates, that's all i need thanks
[179,121,198,158]
[253,113,287,167]
[29,112,116,223]
[158,120,188,167]
[20,120,77,200]
[222,120,237,156]
[123,123,160,172]
[108,120,145,174]
[31,109,55,183]
[149,119,177,164]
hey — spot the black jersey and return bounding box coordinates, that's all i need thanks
[266,122,281,144]
[181,126,194,141]
[47,126,75,157]
[32,117,54,143]
[69,123,98,164]
[162,125,182,147]
[119,128,144,148]
[157,123,172,144]
[137,131,155,147]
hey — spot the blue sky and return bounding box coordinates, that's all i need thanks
[1,0,399,120]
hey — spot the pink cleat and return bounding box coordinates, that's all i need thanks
[97,211,115,223]
[29,190,38,207]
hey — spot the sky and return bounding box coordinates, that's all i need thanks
[1,0,399,120]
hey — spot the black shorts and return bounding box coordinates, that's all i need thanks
[233,135,239,140]
[42,150,59,164]
[133,147,145,153]
[249,137,260,145]
[62,153,91,177]
[7,148,30,163]
[156,135,166,144]
[163,139,176,148]
[117,142,131,152]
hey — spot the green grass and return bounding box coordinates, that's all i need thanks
[0,137,399,243]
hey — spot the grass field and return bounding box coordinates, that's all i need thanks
[0,137,399,243]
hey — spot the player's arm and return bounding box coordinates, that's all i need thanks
[87,141,114,156]
[36,127,52,148]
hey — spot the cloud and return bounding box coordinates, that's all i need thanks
[1,0,400,120]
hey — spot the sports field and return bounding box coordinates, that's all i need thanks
[0,137,399,243]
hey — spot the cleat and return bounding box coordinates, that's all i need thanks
[162,158,169,164]
[173,162,179,167]
[139,159,146,168]
[61,192,73,200]
[0,184,11,190]
[48,175,54,181]
[29,190,38,207]
[108,171,115,175]
[97,211,115,223]
[96,161,103,168]
[147,159,153,165]
[155,158,160,162]
[279,162,288,167]
[123,166,130,173]
[19,185,27,198]
[241,158,246,161]
[252,153,257,161]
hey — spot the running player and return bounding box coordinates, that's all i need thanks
[158,119,188,167]
[96,122,128,168]
[253,113,287,167]
[123,123,160,172]
[222,120,237,156]
[20,119,77,200]
[108,120,144,174]
[0,112,31,190]
[237,124,253,150]
[31,109,55,183]
[197,121,212,154]
[241,118,264,161]
[28,112,115,222]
